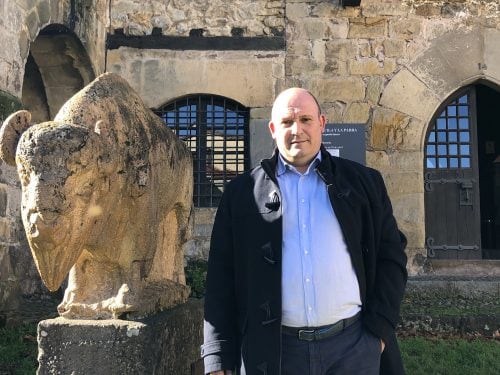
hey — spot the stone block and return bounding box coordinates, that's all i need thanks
[25,9,40,41]
[382,39,406,57]
[295,17,330,40]
[389,18,422,40]
[343,102,371,123]
[348,17,387,39]
[325,40,357,61]
[287,41,311,57]
[250,119,274,167]
[380,69,440,121]
[193,208,217,226]
[349,57,397,75]
[408,26,482,100]
[37,299,204,375]
[286,57,319,76]
[18,28,30,60]
[415,4,442,17]
[370,107,411,150]
[286,3,309,20]
[37,0,51,25]
[249,107,272,120]
[0,186,6,216]
[483,28,500,85]
[311,3,360,18]
[361,2,408,17]
[365,76,386,104]
[311,76,365,103]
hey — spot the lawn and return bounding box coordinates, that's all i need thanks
[1,323,499,374]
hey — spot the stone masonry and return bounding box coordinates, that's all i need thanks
[2,0,500,324]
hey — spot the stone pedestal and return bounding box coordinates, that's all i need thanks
[37,298,204,375]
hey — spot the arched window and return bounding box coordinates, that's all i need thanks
[154,95,250,207]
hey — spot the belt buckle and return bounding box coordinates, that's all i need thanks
[297,329,315,341]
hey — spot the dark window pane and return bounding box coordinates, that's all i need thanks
[447,118,457,129]
[427,158,436,168]
[438,158,447,168]
[461,157,470,168]
[437,118,446,129]
[460,145,470,155]
[449,144,458,155]
[450,158,459,168]
[447,106,457,116]
[449,132,458,142]
[438,145,447,155]
[460,132,470,142]
[427,145,436,155]
[459,118,469,129]
[438,132,446,142]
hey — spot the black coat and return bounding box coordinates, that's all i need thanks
[202,147,408,375]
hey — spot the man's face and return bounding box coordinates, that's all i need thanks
[269,89,326,172]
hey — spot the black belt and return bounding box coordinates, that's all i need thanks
[282,312,361,341]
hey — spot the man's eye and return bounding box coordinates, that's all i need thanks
[282,120,293,126]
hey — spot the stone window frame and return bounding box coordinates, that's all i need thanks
[154,94,250,207]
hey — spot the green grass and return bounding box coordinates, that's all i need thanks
[1,324,499,374]
[400,337,500,375]
[0,324,38,375]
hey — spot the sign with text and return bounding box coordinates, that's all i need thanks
[322,124,366,165]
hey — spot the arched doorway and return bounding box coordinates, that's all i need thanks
[22,24,95,122]
[424,83,500,260]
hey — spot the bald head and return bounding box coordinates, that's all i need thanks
[268,88,326,173]
[271,88,322,121]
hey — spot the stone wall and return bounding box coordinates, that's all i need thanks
[2,0,500,324]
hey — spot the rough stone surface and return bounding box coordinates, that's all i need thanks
[37,298,204,375]
[0,73,193,319]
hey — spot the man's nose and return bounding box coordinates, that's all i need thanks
[291,121,303,134]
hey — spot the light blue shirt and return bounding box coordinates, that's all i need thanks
[277,153,361,327]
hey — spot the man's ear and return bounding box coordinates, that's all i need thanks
[268,121,276,139]
[319,114,327,133]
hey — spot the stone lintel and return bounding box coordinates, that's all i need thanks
[37,299,204,375]
[106,34,285,51]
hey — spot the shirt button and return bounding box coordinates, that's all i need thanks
[302,224,306,229]
[306,278,310,283]
[304,250,308,255]
[301,199,305,203]
[308,306,312,311]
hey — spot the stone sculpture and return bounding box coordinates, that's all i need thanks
[0,73,193,319]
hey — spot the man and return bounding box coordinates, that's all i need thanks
[202,88,408,375]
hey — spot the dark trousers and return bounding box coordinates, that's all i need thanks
[281,320,381,375]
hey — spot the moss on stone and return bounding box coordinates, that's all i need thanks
[0,91,22,123]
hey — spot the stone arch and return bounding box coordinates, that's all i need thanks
[22,24,95,122]
[377,25,500,265]
[380,26,500,152]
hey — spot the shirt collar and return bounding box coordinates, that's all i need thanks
[277,151,322,177]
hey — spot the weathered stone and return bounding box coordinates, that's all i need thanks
[483,28,500,85]
[365,75,386,104]
[311,76,366,102]
[389,18,422,40]
[361,1,408,17]
[344,102,371,123]
[382,39,406,57]
[0,186,6,217]
[311,3,360,18]
[409,27,482,100]
[414,4,441,17]
[325,39,357,61]
[371,107,412,150]
[348,17,387,39]
[18,28,30,60]
[380,69,440,121]
[249,106,272,120]
[349,57,397,75]
[25,9,40,41]
[0,73,193,319]
[286,57,319,76]
[286,3,309,19]
[37,299,204,375]
[324,101,346,124]
[37,0,51,25]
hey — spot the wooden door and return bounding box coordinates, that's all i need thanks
[424,88,482,259]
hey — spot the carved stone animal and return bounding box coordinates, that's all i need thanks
[0,73,193,319]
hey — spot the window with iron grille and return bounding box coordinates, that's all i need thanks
[154,94,250,207]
